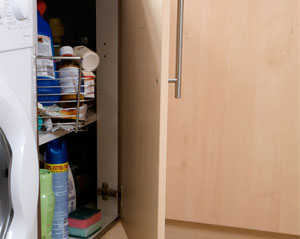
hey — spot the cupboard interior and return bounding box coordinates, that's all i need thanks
[38,0,119,237]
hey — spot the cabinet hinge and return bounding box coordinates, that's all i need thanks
[97,183,121,201]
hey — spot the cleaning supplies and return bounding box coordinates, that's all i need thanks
[68,167,76,213]
[40,169,55,239]
[82,71,95,98]
[68,207,102,229]
[45,139,69,239]
[37,9,60,106]
[37,11,55,80]
[38,116,43,131]
[63,219,69,238]
[68,207,102,238]
[37,0,47,16]
[49,18,65,56]
[73,46,100,71]
[59,46,83,108]
[69,220,102,238]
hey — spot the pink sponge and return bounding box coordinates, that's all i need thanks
[68,207,102,229]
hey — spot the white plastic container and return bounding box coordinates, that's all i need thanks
[68,167,76,213]
[73,46,100,71]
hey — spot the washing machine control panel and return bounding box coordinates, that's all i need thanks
[0,0,34,52]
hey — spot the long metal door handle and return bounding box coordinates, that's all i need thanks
[168,0,184,99]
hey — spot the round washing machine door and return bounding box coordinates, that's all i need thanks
[0,128,13,239]
[0,80,38,239]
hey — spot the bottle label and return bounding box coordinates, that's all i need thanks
[37,35,55,79]
[45,162,68,173]
[63,219,69,239]
[45,163,69,239]
[59,67,79,93]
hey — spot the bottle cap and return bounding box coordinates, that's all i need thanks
[45,139,68,165]
[37,0,47,17]
[60,46,74,56]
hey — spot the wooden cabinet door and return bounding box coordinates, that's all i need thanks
[119,0,171,239]
[166,0,300,235]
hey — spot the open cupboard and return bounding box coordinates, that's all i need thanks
[38,0,120,237]
[37,0,300,239]
[37,0,169,238]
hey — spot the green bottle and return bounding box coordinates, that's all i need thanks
[40,169,55,239]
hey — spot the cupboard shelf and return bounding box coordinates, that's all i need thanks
[38,109,97,145]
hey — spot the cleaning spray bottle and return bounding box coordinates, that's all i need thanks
[40,169,55,239]
[45,139,69,239]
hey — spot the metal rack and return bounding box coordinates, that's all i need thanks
[36,56,96,134]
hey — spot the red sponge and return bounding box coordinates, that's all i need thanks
[68,207,102,229]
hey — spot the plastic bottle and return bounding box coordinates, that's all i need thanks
[73,46,100,71]
[68,167,76,213]
[59,46,83,108]
[45,139,69,239]
[40,169,55,239]
[49,18,65,56]
[37,10,61,105]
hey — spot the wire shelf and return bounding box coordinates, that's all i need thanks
[36,55,96,134]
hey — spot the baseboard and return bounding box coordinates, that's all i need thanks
[165,220,299,239]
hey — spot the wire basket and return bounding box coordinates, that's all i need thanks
[36,56,96,134]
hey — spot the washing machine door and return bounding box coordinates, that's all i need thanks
[0,80,38,239]
[0,128,13,238]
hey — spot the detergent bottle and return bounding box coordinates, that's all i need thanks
[37,2,60,106]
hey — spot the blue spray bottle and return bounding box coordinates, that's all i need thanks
[45,139,69,239]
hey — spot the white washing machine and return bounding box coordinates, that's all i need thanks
[0,0,39,238]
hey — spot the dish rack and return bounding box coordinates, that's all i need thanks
[36,56,96,134]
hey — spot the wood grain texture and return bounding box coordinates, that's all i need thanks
[166,0,300,235]
[119,0,170,238]
[165,220,300,239]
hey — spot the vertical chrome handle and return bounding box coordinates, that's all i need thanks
[169,0,184,99]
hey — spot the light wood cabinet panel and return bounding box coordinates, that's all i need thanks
[119,0,171,238]
[166,0,300,235]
